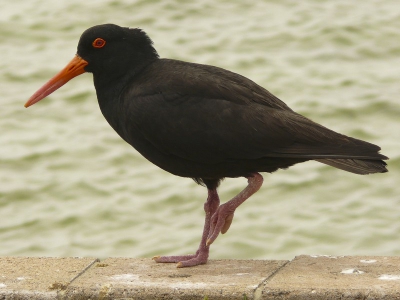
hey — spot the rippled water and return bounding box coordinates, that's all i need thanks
[1,0,400,261]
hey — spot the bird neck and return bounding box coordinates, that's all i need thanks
[93,58,154,139]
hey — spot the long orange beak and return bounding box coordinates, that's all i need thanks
[24,55,88,108]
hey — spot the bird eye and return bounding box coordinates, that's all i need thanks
[92,38,106,48]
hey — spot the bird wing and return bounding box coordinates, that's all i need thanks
[121,59,385,165]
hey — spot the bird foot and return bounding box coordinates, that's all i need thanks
[152,248,209,268]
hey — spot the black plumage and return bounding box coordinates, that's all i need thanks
[26,24,387,267]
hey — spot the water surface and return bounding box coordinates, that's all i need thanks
[1,0,399,260]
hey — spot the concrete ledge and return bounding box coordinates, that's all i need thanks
[1,256,399,299]
[0,257,99,299]
[262,255,400,300]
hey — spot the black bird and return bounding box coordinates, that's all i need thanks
[25,24,388,268]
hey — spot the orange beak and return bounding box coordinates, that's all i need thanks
[24,55,88,108]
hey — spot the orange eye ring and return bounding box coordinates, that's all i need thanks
[92,38,106,48]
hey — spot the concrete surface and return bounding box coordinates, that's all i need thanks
[62,258,286,299]
[0,257,98,299]
[262,255,400,300]
[0,256,400,299]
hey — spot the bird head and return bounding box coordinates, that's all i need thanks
[25,24,158,108]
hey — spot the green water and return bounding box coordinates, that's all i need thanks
[1,1,399,261]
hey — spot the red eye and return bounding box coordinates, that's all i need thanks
[92,38,106,48]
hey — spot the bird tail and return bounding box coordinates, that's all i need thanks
[316,158,387,175]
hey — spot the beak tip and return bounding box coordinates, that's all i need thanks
[24,100,32,108]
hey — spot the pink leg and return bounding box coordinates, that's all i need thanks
[153,188,220,267]
[153,173,263,267]
[207,173,263,246]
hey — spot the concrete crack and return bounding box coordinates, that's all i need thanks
[253,260,290,300]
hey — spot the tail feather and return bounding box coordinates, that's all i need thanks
[316,158,388,175]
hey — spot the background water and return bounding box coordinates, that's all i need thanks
[1,0,399,261]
